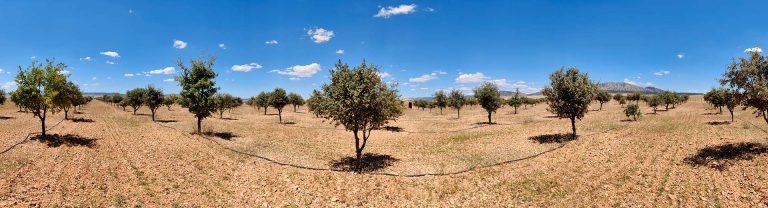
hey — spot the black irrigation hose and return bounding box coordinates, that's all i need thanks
[0,118,66,155]
[153,117,629,177]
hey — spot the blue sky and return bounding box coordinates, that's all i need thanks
[1,0,766,98]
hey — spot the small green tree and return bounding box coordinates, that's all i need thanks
[0,90,6,113]
[144,85,164,121]
[213,93,236,119]
[57,81,80,120]
[624,103,641,121]
[646,96,661,114]
[448,89,465,119]
[164,94,179,110]
[434,90,447,115]
[656,91,677,110]
[627,92,643,104]
[474,82,503,123]
[288,92,305,112]
[269,88,289,123]
[595,90,611,111]
[255,91,271,115]
[306,90,325,118]
[542,67,597,138]
[723,89,739,122]
[14,59,69,136]
[110,93,123,107]
[126,88,146,115]
[507,89,523,114]
[317,60,402,163]
[177,57,219,133]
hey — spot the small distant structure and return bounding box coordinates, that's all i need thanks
[401,98,414,109]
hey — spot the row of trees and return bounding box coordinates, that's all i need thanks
[245,89,305,123]
[704,88,739,122]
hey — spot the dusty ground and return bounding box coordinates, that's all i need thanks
[1,96,767,207]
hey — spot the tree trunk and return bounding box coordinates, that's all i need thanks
[294,105,297,112]
[133,108,137,115]
[665,104,669,110]
[599,103,603,111]
[278,110,282,123]
[264,107,267,115]
[196,117,202,133]
[514,107,518,114]
[730,110,734,122]
[440,107,443,115]
[487,112,492,124]
[457,109,460,119]
[220,111,223,119]
[151,110,156,121]
[354,130,362,162]
[570,116,576,138]
[64,109,69,120]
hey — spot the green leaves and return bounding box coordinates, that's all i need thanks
[542,67,597,120]
[177,57,218,119]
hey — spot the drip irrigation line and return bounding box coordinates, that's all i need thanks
[0,118,66,155]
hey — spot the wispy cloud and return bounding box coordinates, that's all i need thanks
[218,43,226,49]
[653,70,670,76]
[265,40,279,45]
[374,4,417,18]
[307,28,334,43]
[124,73,134,77]
[455,72,488,83]
[676,53,684,59]
[231,63,263,72]
[105,60,116,65]
[336,49,344,54]
[270,63,322,79]
[745,47,762,53]
[409,74,437,83]
[148,67,176,75]
[100,51,120,58]
[163,78,175,82]
[173,39,188,49]
[80,56,92,61]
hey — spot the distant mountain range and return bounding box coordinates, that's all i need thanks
[598,82,665,94]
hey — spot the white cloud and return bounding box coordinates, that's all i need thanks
[624,78,653,87]
[218,43,226,49]
[336,49,344,54]
[307,28,334,43]
[374,4,417,18]
[100,51,120,58]
[409,74,437,83]
[59,70,70,75]
[2,81,17,90]
[289,77,301,81]
[92,77,97,80]
[149,67,176,75]
[105,61,116,65]
[265,40,279,45]
[420,87,429,90]
[30,56,36,59]
[425,7,435,12]
[124,73,134,77]
[80,56,92,61]
[676,53,684,59]
[378,71,391,78]
[653,70,671,76]
[173,39,188,49]
[163,78,175,82]
[623,78,637,85]
[231,63,263,72]
[270,63,322,78]
[434,70,448,75]
[745,47,762,53]
[455,72,488,83]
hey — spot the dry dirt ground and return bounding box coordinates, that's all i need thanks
[1,96,767,207]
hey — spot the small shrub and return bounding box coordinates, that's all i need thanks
[624,104,641,121]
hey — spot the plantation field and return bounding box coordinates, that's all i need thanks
[1,96,767,207]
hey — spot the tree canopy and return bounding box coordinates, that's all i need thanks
[473,82,504,123]
[177,56,219,133]
[542,67,597,138]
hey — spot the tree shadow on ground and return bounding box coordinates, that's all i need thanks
[382,126,403,132]
[74,112,84,114]
[71,118,95,123]
[529,133,577,144]
[220,117,238,120]
[702,112,720,115]
[0,116,14,120]
[155,120,177,123]
[200,131,237,140]
[684,142,768,171]
[281,121,297,125]
[329,153,399,173]
[620,119,636,122]
[31,134,97,148]
[474,122,498,125]
[707,121,731,125]
[543,115,559,119]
